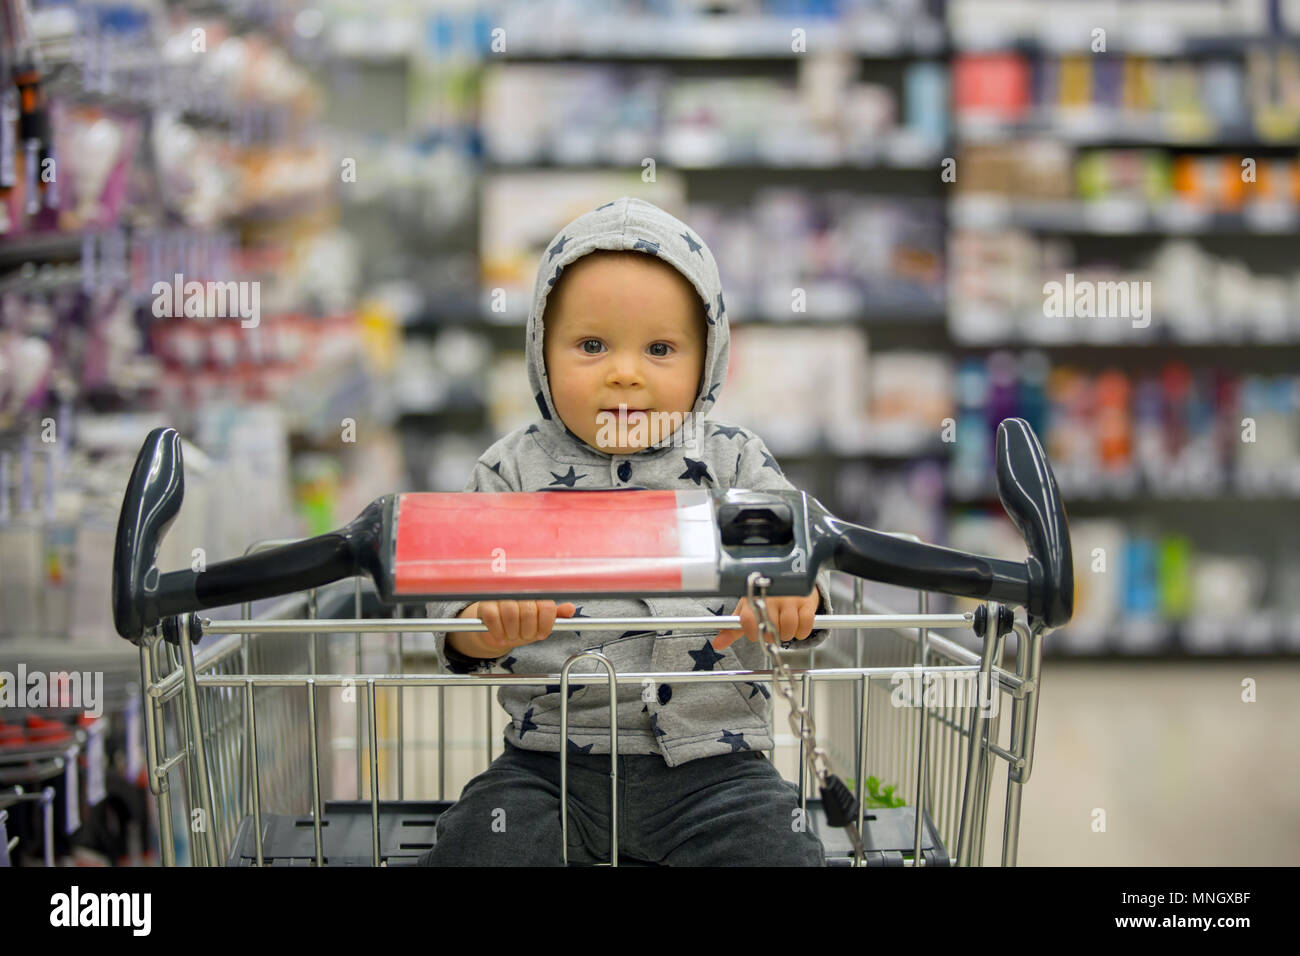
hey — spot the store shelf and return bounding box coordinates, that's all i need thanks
[496,17,945,60]
[1048,617,1300,657]
[951,30,1296,57]
[397,400,487,420]
[949,337,1300,350]
[0,639,141,668]
[949,473,1300,504]
[484,156,944,173]
[0,232,90,267]
[403,310,948,338]
[956,117,1300,149]
[775,440,950,461]
[950,197,1300,235]
[496,47,949,63]
[742,311,948,326]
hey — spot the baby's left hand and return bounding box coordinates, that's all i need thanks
[715,589,820,650]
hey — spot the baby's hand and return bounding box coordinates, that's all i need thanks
[465,600,577,652]
[714,589,820,650]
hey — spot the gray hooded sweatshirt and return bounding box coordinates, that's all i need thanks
[427,196,833,768]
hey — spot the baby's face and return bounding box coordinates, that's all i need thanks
[543,253,706,454]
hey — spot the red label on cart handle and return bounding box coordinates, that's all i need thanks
[391,490,721,597]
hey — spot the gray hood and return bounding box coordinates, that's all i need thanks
[525,196,729,459]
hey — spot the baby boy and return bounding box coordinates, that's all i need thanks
[421,197,834,866]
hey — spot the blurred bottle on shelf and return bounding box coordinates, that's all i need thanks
[41,440,76,642]
[1157,536,1193,623]
[0,437,44,638]
[950,357,990,496]
[1095,369,1133,476]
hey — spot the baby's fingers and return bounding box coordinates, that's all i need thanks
[516,600,539,643]
[509,600,576,645]
[774,601,799,642]
[715,599,756,650]
[478,603,510,650]
[498,600,521,644]
[534,601,555,642]
[533,601,576,643]
[793,598,816,640]
[714,599,740,649]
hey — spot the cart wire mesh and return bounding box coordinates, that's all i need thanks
[137,560,1044,868]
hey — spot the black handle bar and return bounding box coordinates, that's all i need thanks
[112,419,1072,643]
[809,418,1072,628]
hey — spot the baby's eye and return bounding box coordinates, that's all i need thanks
[648,343,671,357]
[580,339,604,354]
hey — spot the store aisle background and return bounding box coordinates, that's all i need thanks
[1011,662,1300,866]
[2,0,1299,866]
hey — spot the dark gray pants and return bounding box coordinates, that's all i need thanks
[419,738,827,866]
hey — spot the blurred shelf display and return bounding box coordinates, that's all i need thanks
[0,409,293,644]
[949,231,1300,345]
[945,352,1300,499]
[950,475,1300,503]
[948,0,1299,53]
[952,336,1300,350]
[480,60,947,168]
[414,0,1300,658]
[950,149,1300,233]
[309,0,946,62]
[951,199,1300,235]
[492,0,947,58]
[486,158,943,172]
[5,0,1297,660]
[1031,615,1300,658]
[954,50,1300,140]
[948,506,1300,656]
[482,176,945,323]
[404,311,948,333]
[956,122,1300,150]
[0,0,405,652]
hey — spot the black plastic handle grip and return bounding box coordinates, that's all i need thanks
[818,520,1032,606]
[995,418,1073,628]
[112,426,387,642]
[112,427,185,642]
[814,418,1073,629]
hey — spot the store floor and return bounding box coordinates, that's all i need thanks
[1010,660,1300,867]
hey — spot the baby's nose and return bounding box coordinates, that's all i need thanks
[606,363,645,386]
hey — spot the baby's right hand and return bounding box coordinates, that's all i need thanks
[462,600,577,652]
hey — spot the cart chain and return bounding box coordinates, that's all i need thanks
[746,573,864,860]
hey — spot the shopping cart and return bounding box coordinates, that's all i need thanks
[112,418,1072,867]
[0,638,141,867]
[0,714,104,866]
